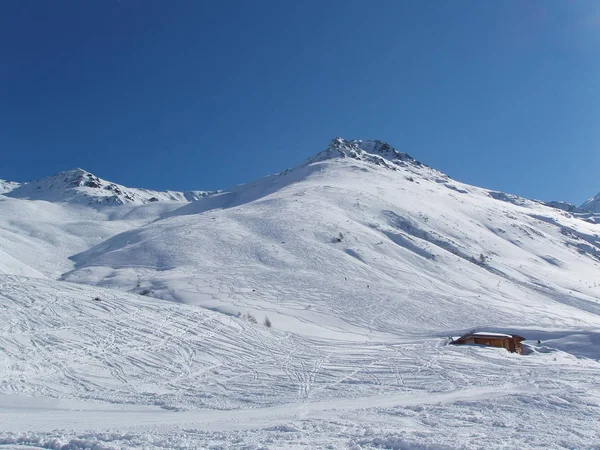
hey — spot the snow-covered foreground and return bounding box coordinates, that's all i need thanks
[1,276,599,449]
[1,139,600,448]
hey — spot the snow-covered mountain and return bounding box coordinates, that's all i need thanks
[63,138,600,335]
[5,168,212,205]
[1,138,600,449]
[544,191,600,219]
[581,192,600,213]
[0,179,20,194]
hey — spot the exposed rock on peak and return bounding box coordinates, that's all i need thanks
[306,138,423,171]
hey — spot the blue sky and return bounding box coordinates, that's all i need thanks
[1,1,599,204]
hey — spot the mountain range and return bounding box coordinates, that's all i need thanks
[1,138,599,449]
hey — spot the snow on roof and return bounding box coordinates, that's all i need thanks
[471,332,513,338]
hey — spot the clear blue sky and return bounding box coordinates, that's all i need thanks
[1,1,599,204]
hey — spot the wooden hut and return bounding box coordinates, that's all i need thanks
[451,332,525,354]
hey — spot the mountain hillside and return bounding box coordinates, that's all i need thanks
[63,138,600,337]
[0,179,20,194]
[1,138,600,448]
[0,171,209,278]
[581,192,600,213]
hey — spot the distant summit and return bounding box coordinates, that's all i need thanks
[3,168,212,206]
[0,179,20,194]
[580,193,600,213]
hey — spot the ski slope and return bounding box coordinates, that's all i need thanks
[1,275,599,449]
[1,138,600,448]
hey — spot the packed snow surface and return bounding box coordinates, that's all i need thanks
[1,138,600,449]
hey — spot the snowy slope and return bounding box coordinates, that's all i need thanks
[1,275,599,449]
[5,168,212,206]
[0,169,215,278]
[0,179,20,194]
[581,192,600,213]
[0,248,45,278]
[541,199,600,223]
[1,138,600,448]
[0,194,193,278]
[64,138,600,337]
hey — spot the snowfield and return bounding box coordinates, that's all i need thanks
[1,138,600,448]
[1,276,599,449]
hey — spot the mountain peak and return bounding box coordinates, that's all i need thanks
[308,138,421,169]
[63,167,88,174]
[53,168,104,189]
[3,169,212,206]
[329,137,398,153]
[581,193,600,213]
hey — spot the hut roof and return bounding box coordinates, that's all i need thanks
[453,332,525,343]
[472,332,512,338]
